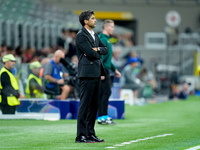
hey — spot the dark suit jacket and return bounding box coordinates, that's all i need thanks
[76,27,108,78]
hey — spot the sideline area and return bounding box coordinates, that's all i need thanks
[0,96,199,150]
[105,133,174,149]
[0,98,125,120]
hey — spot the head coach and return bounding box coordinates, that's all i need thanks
[75,10,108,143]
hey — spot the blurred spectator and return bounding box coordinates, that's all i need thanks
[25,61,44,98]
[139,67,157,97]
[7,46,15,55]
[170,71,180,84]
[41,47,54,56]
[41,58,51,67]
[15,45,23,65]
[47,53,54,59]
[111,46,126,71]
[39,57,51,78]
[11,65,17,77]
[29,51,44,63]
[7,46,18,76]
[43,50,72,99]
[15,45,23,58]
[169,82,189,100]
[114,31,135,47]
[120,57,145,105]
[71,55,78,67]
[139,68,156,86]
[116,34,125,46]
[0,51,7,61]
[169,84,180,100]
[57,28,71,53]
[178,82,189,100]
[129,51,143,65]
[65,29,78,59]
[124,51,143,68]
[123,32,134,47]
[0,54,22,114]
[1,43,7,52]
[23,47,36,63]
[0,44,7,61]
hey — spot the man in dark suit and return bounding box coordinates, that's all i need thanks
[75,10,108,143]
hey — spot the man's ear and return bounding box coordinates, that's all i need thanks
[84,20,88,25]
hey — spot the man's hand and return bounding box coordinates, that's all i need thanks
[57,79,65,84]
[92,47,98,51]
[19,95,26,98]
[17,93,25,98]
[115,70,121,78]
[101,76,105,80]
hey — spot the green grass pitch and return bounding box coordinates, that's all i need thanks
[0,95,200,150]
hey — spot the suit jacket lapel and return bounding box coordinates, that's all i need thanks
[94,33,99,46]
[82,27,95,46]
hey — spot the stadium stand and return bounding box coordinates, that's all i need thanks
[0,0,200,117]
[0,0,131,50]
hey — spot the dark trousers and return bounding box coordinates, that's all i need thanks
[77,77,101,137]
[0,105,16,114]
[98,69,111,117]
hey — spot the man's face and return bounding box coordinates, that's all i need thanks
[130,62,138,68]
[56,53,65,63]
[6,60,16,70]
[86,15,96,29]
[106,22,115,35]
[33,68,41,75]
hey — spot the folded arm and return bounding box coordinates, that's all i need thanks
[76,34,102,59]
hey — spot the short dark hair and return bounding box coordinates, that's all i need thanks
[79,10,95,26]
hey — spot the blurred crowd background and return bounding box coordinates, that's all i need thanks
[0,0,200,102]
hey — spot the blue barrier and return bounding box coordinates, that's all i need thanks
[17,99,124,120]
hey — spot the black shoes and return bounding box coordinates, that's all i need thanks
[89,135,105,143]
[75,135,105,143]
[75,136,95,143]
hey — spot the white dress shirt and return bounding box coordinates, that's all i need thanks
[85,28,95,41]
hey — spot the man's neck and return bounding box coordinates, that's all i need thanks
[4,66,12,71]
[32,72,39,77]
[103,30,109,36]
[4,65,11,70]
[84,25,93,31]
[52,58,58,64]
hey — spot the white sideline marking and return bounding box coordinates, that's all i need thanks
[185,145,200,150]
[105,133,173,149]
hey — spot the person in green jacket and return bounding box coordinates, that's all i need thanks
[98,19,121,124]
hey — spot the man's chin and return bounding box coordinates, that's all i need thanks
[89,25,96,29]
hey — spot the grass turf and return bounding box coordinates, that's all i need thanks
[0,95,200,150]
